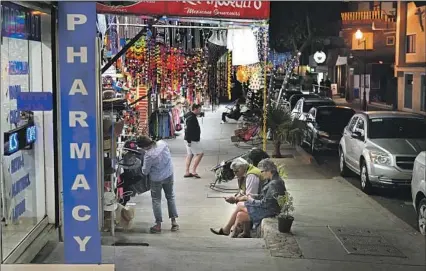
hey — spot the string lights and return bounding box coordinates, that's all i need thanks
[261,26,269,151]
[227,50,232,100]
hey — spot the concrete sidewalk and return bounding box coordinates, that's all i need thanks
[38,106,425,270]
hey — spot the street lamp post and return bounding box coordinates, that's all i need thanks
[355,29,368,111]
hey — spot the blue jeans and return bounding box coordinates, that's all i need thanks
[150,175,178,223]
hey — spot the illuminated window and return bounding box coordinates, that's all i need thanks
[386,36,395,46]
[406,35,416,53]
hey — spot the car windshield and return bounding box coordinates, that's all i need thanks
[284,91,302,101]
[315,108,355,129]
[290,95,318,108]
[303,101,335,112]
[368,117,426,139]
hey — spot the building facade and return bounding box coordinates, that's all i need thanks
[329,1,397,105]
[0,1,59,263]
[395,1,426,113]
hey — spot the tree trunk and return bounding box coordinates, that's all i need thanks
[272,140,282,158]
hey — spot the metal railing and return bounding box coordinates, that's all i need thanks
[341,10,395,22]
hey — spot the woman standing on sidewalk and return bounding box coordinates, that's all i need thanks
[137,136,179,233]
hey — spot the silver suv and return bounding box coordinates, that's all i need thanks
[339,111,426,194]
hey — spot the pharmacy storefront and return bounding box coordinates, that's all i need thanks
[0,2,58,263]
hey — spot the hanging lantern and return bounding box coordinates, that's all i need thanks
[236,66,249,83]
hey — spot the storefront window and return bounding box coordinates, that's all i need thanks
[1,2,51,260]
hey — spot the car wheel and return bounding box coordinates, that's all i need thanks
[417,198,426,236]
[339,149,350,177]
[360,161,372,194]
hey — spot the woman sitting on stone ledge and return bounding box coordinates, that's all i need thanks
[210,158,287,238]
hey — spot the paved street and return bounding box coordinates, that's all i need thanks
[312,150,418,231]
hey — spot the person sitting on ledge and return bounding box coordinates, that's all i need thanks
[210,158,286,238]
[221,98,245,124]
[223,158,262,205]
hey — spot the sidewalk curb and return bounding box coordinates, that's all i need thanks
[332,176,420,235]
[295,145,318,165]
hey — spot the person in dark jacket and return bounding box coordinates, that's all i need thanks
[184,104,204,178]
[210,158,286,238]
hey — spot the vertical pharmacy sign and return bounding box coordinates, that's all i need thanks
[58,2,101,264]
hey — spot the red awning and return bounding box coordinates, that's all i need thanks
[96,1,270,20]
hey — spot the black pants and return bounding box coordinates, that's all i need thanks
[222,112,228,122]
[222,112,241,122]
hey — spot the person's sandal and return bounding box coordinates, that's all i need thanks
[171,224,180,232]
[184,173,194,178]
[150,225,161,233]
[237,232,251,238]
[210,228,228,236]
[192,173,201,179]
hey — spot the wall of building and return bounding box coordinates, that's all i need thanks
[0,2,57,263]
[397,72,425,113]
[341,29,395,60]
[395,2,426,113]
[405,2,426,64]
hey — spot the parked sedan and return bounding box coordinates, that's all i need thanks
[288,93,320,110]
[290,97,336,121]
[301,106,355,153]
[411,151,426,235]
[339,111,426,194]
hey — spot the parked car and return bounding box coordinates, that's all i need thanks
[290,97,336,121]
[283,90,303,101]
[411,151,426,235]
[339,111,426,194]
[288,93,320,110]
[301,106,355,153]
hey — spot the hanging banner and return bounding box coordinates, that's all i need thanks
[58,2,102,264]
[96,1,270,20]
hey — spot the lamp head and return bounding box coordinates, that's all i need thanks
[355,29,363,40]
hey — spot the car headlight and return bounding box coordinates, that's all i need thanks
[318,131,329,138]
[369,150,391,166]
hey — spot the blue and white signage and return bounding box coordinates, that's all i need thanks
[58,2,101,264]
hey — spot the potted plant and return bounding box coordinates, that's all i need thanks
[266,106,307,157]
[276,192,295,233]
[266,106,293,158]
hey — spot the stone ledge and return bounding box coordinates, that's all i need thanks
[260,218,303,258]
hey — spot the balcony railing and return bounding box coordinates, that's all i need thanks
[341,10,395,23]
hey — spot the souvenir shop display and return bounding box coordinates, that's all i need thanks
[97,13,270,235]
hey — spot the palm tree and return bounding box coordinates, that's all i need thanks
[266,105,306,158]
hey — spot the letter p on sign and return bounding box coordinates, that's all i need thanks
[67,14,87,30]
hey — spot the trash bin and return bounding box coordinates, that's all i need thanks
[353,88,360,99]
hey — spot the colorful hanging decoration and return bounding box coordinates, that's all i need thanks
[227,50,232,100]
[249,64,262,91]
[236,66,249,84]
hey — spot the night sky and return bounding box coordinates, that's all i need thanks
[269,1,347,52]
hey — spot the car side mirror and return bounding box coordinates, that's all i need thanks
[351,131,364,140]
